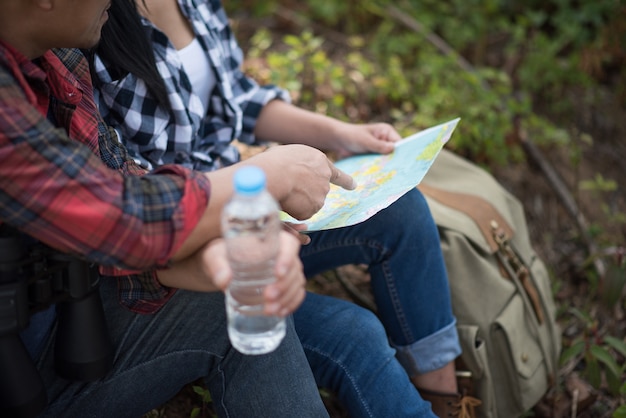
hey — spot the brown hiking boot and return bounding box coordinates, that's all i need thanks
[418,388,482,418]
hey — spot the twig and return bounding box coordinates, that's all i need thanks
[571,388,579,418]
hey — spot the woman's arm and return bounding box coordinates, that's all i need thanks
[254,100,401,157]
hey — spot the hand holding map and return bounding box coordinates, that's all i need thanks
[281,118,460,231]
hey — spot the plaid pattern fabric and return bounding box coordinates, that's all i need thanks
[92,0,291,172]
[0,44,212,313]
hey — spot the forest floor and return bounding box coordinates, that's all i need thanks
[145,12,625,418]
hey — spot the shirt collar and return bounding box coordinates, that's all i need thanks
[0,40,82,113]
[0,39,46,108]
[40,51,82,106]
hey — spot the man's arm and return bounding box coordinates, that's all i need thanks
[159,231,306,317]
[172,144,355,261]
[0,65,209,270]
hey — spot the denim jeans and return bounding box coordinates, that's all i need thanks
[296,187,460,417]
[36,283,329,418]
[296,293,438,417]
[32,189,457,417]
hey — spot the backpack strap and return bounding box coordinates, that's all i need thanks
[418,183,545,324]
[418,183,514,252]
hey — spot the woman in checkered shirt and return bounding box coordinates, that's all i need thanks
[90,1,477,417]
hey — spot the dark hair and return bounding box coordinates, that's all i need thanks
[89,0,171,111]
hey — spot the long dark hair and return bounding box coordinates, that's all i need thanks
[89,0,170,110]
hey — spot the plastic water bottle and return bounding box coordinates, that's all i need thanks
[222,165,286,355]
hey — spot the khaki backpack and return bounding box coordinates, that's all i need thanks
[419,149,562,418]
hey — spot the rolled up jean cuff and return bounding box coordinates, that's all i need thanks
[393,320,461,377]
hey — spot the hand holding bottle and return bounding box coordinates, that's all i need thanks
[222,166,299,354]
[156,233,305,317]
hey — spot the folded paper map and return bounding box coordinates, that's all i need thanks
[281,118,460,231]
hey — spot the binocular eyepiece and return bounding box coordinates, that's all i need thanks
[0,230,113,417]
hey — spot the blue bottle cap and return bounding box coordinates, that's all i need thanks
[233,166,266,195]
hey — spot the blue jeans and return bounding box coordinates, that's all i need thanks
[33,189,457,417]
[296,188,460,417]
[37,283,329,418]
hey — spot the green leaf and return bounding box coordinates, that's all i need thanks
[560,340,585,365]
[568,307,593,324]
[605,367,623,396]
[190,407,200,418]
[585,356,602,389]
[602,265,626,308]
[613,405,626,418]
[590,345,622,378]
[604,336,626,359]
[192,385,206,396]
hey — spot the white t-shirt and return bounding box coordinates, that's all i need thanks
[178,38,214,114]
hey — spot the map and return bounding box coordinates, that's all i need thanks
[281,118,460,231]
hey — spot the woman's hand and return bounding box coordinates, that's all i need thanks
[331,122,402,159]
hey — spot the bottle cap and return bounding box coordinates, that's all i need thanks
[233,166,266,195]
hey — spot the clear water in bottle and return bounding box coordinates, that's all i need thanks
[222,166,286,355]
[225,262,286,355]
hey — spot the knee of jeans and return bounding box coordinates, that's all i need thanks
[399,189,432,222]
[375,189,432,231]
[339,307,392,353]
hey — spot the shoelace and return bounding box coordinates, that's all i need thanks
[453,395,482,418]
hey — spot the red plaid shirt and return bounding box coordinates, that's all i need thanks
[0,43,212,313]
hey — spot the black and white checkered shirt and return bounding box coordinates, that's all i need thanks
[92,0,290,171]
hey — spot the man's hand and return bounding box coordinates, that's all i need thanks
[260,231,307,316]
[247,144,355,220]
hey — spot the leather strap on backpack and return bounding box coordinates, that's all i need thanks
[418,184,545,324]
[418,184,514,252]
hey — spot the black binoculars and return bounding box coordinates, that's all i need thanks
[0,228,113,417]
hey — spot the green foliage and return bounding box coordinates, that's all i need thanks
[577,173,626,302]
[600,258,626,309]
[232,0,626,303]
[190,385,216,418]
[228,0,623,166]
[233,0,626,291]
[560,308,626,396]
[614,382,626,418]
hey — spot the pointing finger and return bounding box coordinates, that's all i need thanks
[329,163,356,190]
